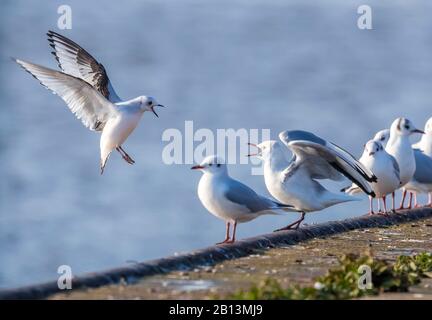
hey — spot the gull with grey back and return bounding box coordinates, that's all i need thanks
[249,130,377,231]
[13,31,165,174]
[341,129,400,214]
[343,140,401,214]
[191,155,298,244]
[404,117,432,207]
[385,117,424,208]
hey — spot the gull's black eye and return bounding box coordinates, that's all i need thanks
[380,137,385,141]
[147,101,152,106]
[217,164,221,167]
[404,125,409,130]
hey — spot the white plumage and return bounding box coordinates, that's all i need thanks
[14,31,164,174]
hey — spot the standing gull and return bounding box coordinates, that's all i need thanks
[373,129,390,145]
[403,149,432,207]
[385,117,424,208]
[191,155,297,244]
[343,140,401,214]
[342,129,392,213]
[404,117,432,207]
[249,130,377,231]
[14,31,164,174]
[372,129,391,212]
[412,117,432,154]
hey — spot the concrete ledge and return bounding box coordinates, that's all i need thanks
[1,208,432,299]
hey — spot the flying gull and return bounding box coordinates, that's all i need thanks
[14,31,164,174]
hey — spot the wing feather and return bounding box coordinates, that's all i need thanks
[14,58,117,131]
[224,179,295,213]
[47,30,121,103]
[279,130,377,196]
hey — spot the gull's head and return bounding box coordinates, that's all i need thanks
[191,155,227,175]
[373,129,390,145]
[140,96,165,118]
[364,140,384,157]
[424,117,432,134]
[247,140,282,160]
[390,117,424,136]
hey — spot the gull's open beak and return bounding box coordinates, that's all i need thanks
[412,128,425,134]
[247,142,261,157]
[151,104,165,118]
[151,106,159,118]
[191,165,204,170]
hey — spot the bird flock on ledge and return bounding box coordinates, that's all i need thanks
[13,32,432,244]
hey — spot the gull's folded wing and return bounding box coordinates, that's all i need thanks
[389,155,401,182]
[224,179,296,213]
[14,58,118,131]
[47,30,121,103]
[279,130,377,196]
[413,149,432,184]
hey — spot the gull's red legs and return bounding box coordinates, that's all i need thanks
[116,146,135,164]
[406,192,413,209]
[379,196,389,216]
[368,196,375,215]
[428,193,432,207]
[274,212,306,232]
[217,222,231,244]
[227,221,238,243]
[414,193,421,208]
[398,190,408,210]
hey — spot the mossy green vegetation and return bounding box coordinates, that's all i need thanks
[230,252,432,300]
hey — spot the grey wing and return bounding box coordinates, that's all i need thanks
[389,154,401,181]
[14,58,118,131]
[280,130,343,181]
[47,30,121,103]
[413,149,432,184]
[224,179,294,213]
[279,130,377,196]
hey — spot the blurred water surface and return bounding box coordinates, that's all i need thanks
[1,0,432,287]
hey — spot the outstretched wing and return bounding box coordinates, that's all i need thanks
[47,30,121,103]
[279,130,377,196]
[15,58,118,131]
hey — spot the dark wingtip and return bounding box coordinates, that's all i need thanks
[275,201,294,209]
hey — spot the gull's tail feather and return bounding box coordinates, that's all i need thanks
[270,199,302,214]
[100,153,111,175]
[323,192,360,208]
[340,184,363,195]
[100,159,106,175]
[255,196,300,216]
